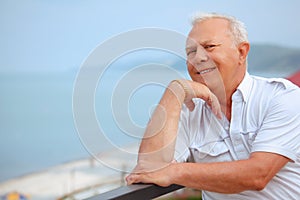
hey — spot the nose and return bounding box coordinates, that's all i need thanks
[188,46,209,69]
[195,46,209,63]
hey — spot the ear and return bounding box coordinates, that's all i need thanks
[238,42,250,65]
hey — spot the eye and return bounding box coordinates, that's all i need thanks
[203,44,221,51]
[187,49,196,56]
[204,44,217,50]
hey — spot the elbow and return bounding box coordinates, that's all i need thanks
[247,165,274,191]
[251,177,269,191]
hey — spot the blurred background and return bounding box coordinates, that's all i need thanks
[0,0,299,199]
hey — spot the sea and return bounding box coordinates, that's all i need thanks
[0,59,293,183]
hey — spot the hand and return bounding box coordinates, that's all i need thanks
[126,161,177,187]
[171,80,222,119]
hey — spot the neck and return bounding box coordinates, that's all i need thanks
[211,83,231,120]
[212,70,246,121]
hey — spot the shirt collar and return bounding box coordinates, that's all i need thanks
[235,72,253,103]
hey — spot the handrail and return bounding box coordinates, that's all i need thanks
[84,184,184,200]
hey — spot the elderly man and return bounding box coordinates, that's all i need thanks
[126,13,300,199]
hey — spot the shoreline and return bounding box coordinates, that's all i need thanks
[0,144,139,200]
[0,155,89,184]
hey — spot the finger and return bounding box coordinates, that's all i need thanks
[126,174,139,185]
[125,174,133,185]
[209,94,222,119]
[127,173,150,185]
[185,99,195,111]
[212,101,222,119]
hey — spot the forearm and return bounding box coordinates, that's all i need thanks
[171,152,289,193]
[138,81,185,163]
[172,161,259,193]
[135,80,221,171]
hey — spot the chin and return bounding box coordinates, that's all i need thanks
[190,75,205,85]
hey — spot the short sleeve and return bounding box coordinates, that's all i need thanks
[251,85,300,162]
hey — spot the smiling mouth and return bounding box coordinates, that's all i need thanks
[196,67,216,75]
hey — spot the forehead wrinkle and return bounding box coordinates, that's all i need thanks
[185,38,219,49]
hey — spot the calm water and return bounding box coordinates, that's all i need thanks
[0,71,86,181]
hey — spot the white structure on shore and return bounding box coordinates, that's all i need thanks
[0,145,138,200]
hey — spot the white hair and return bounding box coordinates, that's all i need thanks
[190,12,249,46]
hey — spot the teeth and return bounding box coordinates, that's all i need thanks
[197,67,215,74]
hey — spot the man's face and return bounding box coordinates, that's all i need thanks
[186,18,244,89]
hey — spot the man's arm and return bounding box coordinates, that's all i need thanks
[127,152,289,193]
[133,80,220,171]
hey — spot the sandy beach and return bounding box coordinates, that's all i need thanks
[0,144,139,200]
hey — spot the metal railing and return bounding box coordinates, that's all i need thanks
[84,184,184,200]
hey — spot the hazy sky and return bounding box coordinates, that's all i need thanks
[1,0,300,71]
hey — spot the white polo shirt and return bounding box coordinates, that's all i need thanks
[175,73,300,199]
